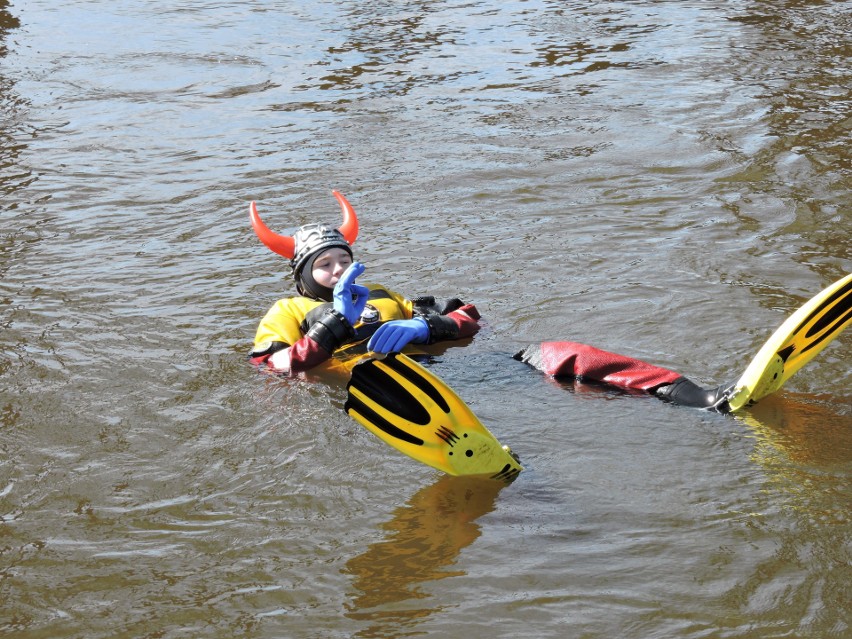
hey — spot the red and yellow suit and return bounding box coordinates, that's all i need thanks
[251,284,480,374]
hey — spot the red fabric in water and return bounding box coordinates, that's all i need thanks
[534,341,681,392]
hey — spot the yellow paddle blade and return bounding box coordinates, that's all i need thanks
[728,273,852,411]
[345,353,522,481]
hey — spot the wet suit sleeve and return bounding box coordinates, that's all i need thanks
[285,308,355,373]
[250,298,355,374]
[411,296,481,343]
[249,299,302,366]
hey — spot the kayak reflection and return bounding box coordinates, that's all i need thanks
[736,392,852,467]
[342,474,503,632]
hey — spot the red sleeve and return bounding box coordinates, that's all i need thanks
[446,303,481,339]
[287,334,334,373]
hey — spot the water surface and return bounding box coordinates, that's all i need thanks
[1,1,850,637]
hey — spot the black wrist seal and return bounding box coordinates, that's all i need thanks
[418,313,459,344]
[306,308,355,353]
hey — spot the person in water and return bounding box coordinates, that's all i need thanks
[248,190,732,408]
[248,191,481,374]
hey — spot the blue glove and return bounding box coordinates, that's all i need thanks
[367,318,430,354]
[333,262,370,326]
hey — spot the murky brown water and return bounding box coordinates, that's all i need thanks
[1,1,850,637]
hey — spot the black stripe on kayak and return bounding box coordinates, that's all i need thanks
[800,304,852,355]
[778,344,794,363]
[798,278,852,339]
[435,425,459,446]
[347,359,431,426]
[382,353,451,415]
[491,464,521,483]
[344,395,425,446]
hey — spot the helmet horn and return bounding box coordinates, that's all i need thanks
[249,191,359,259]
[249,201,296,259]
[333,190,359,245]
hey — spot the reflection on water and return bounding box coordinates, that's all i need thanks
[738,391,851,535]
[343,475,503,635]
[741,393,852,467]
[727,395,851,631]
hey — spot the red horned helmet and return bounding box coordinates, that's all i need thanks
[249,190,359,276]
